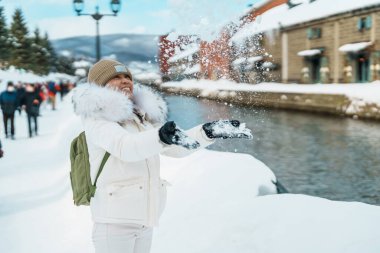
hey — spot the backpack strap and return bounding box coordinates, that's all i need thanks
[93,152,110,189]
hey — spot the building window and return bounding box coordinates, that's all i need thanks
[307,27,322,39]
[357,16,372,31]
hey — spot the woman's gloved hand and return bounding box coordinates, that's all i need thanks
[159,121,200,149]
[202,120,253,139]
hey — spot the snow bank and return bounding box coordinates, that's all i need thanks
[154,194,380,253]
[0,68,77,90]
[1,79,379,252]
[162,79,380,106]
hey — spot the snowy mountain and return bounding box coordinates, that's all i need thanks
[52,33,159,64]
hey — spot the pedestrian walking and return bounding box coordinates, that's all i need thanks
[20,83,42,138]
[72,59,252,253]
[0,82,18,139]
[15,82,25,115]
[47,81,57,110]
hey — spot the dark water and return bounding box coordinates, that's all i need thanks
[165,94,380,205]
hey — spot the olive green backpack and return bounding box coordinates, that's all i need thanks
[70,132,110,206]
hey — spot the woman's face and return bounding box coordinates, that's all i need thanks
[106,74,133,97]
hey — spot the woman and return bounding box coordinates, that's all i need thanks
[72,59,252,253]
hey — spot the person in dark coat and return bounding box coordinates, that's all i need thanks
[0,137,3,158]
[15,82,25,115]
[0,82,18,139]
[20,83,42,138]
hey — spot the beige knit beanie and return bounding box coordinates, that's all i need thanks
[87,59,133,86]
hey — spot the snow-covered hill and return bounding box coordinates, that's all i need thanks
[52,33,159,63]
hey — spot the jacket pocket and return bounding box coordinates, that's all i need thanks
[106,179,147,220]
[158,179,171,217]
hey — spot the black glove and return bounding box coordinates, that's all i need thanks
[202,120,253,139]
[0,149,3,158]
[159,121,200,149]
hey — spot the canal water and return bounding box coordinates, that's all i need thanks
[165,94,380,205]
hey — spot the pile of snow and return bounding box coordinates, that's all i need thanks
[155,193,380,253]
[231,0,380,44]
[0,67,46,89]
[46,72,78,83]
[74,68,87,77]
[0,67,78,90]
[162,79,380,106]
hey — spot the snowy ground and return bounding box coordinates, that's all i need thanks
[0,92,380,253]
[162,79,380,105]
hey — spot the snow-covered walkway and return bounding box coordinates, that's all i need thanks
[0,91,379,253]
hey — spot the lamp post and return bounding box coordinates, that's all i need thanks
[73,0,121,61]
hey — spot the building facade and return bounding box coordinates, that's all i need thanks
[280,5,379,83]
[159,0,380,84]
[233,0,380,84]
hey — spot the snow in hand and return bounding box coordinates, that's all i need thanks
[173,126,200,149]
[211,119,253,139]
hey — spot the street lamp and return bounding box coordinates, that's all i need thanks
[72,0,121,61]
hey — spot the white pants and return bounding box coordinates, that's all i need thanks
[92,223,153,253]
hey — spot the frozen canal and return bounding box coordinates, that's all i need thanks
[165,94,380,205]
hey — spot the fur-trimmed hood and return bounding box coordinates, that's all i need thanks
[72,83,167,124]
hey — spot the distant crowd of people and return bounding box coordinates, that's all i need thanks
[0,80,75,158]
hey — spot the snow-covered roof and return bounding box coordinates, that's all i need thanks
[297,49,322,56]
[233,56,263,66]
[231,0,380,44]
[168,44,200,63]
[247,56,263,63]
[262,61,275,68]
[183,64,201,75]
[339,41,372,53]
[252,0,274,9]
[232,57,247,66]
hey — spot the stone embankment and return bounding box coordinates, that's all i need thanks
[138,79,380,121]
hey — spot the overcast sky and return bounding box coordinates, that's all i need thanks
[1,0,259,40]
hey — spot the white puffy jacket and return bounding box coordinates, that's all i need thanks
[72,84,214,227]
